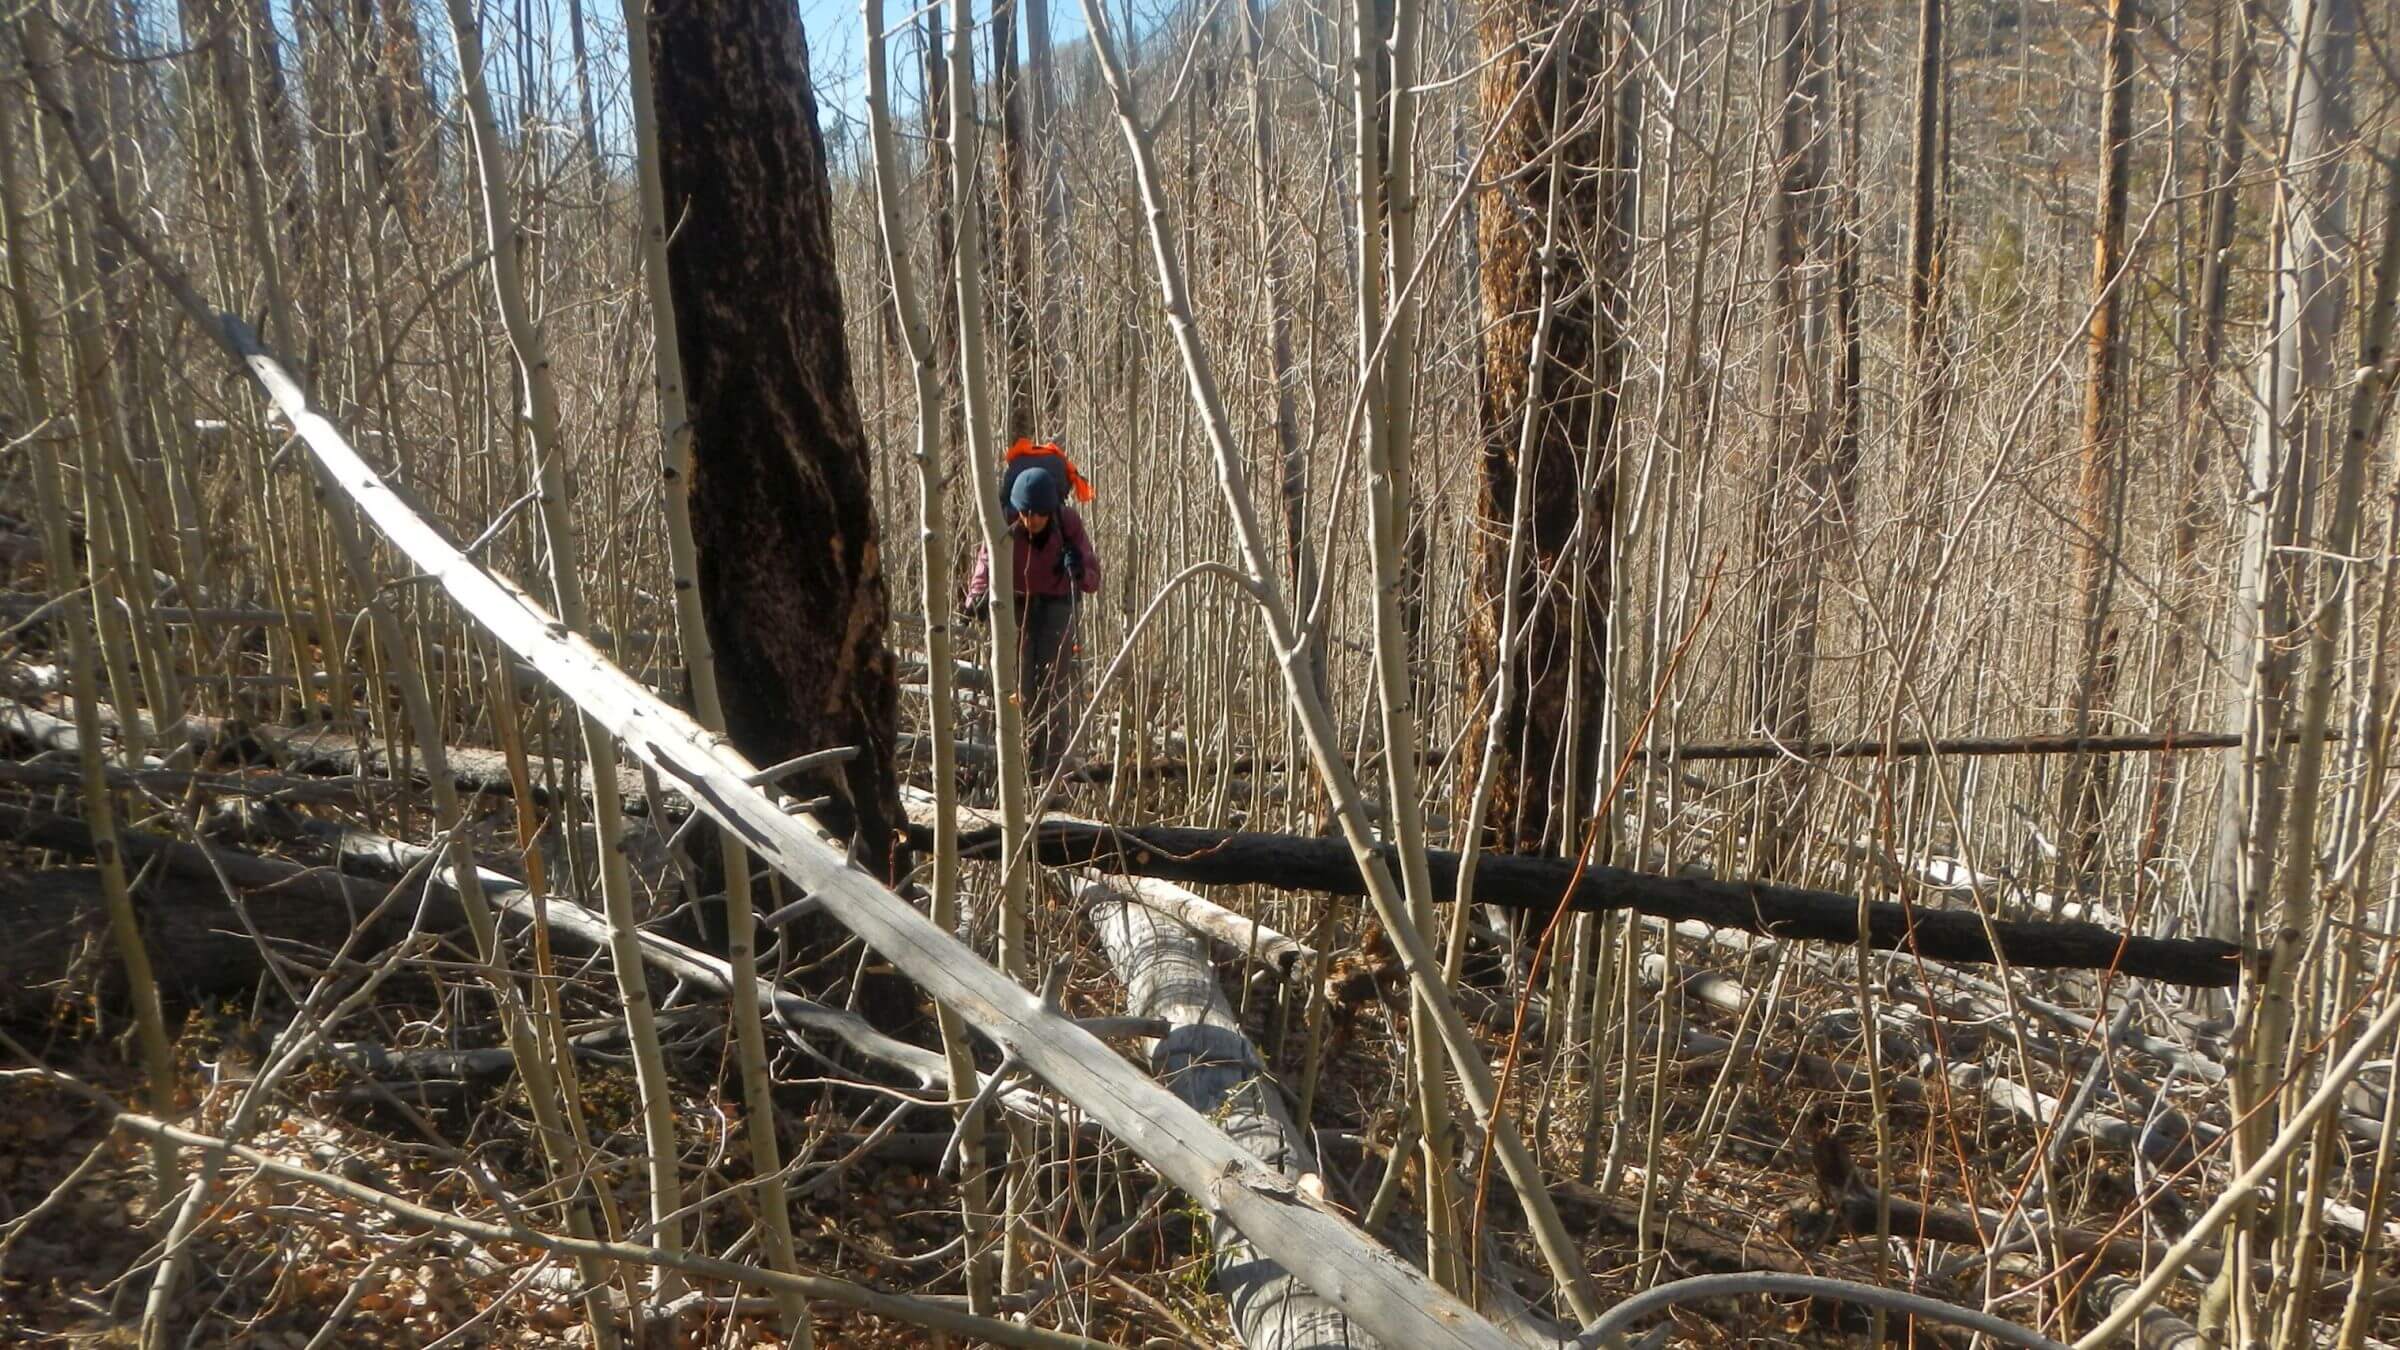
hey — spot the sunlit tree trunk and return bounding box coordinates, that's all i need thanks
[2059,0,2138,878]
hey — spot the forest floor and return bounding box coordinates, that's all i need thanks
[0,835,1883,1347]
[0,692,2301,1348]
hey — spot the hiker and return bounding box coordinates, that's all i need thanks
[962,461,1102,776]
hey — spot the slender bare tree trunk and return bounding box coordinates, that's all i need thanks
[1239,0,1323,706]
[2145,0,2256,873]
[2060,0,2139,878]
[443,0,692,1327]
[0,46,177,1234]
[993,0,1042,440]
[2208,0,2357,1339]
[863,0,999,1310]
[1747,0,1835,876]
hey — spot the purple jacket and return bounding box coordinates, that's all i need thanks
[965,507,1102,605]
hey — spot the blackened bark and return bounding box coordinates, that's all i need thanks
[647,0,905,879]
[921,818,2245,987]
[1466,0,1623,853]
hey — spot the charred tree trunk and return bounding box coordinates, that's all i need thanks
[647,0,905,878]
[1465,0,1623,854]
[2060,0,2139,876]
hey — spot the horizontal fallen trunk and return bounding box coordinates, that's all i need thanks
[1641,730,2316,763]
[927,816,2244,987]
[1081,876,1372,1350]
[0,592,670,653]
[0,866,361,1017]
[1096,872,1315,974]
[0,757,407,806]
[0,804,964,1096]
[2086,1274,2201,1350]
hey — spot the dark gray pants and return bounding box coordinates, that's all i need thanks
[1017,595,1077,775]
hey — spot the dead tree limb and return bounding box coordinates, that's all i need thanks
[1641,730,2315,762]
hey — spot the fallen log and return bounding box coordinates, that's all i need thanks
[0,592,671,654]
[1096,872,1315,975]
[0,866,362,1017]
[1641,730,2315,763]
[0,805,955,1096]
[2,701,139,763]
[926,817,2244,987]
[31,698,666,810]
[0,758,408,806]
[1081,876,1372,1350]
[2085,1275,2200,1350]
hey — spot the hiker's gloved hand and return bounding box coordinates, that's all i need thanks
[1059,542,1083,589]
[959,594,989,626]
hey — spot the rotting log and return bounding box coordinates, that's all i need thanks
[1080,876,1373,1350]
[923,815,2245,986]
[0,866,357,1017]
[0,804,969,1099]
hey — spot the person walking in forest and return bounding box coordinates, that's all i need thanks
[963,457,1102,776]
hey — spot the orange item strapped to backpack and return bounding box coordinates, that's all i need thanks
[1004,438,1094,505]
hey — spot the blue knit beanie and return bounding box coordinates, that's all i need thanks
[1008,466,1064,516]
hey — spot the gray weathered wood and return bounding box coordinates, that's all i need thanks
[1080,875,1372,1350]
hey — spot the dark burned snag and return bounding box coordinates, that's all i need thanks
[647,0,904,879]
[931,817,2244,986]
[1466,0,1625,855]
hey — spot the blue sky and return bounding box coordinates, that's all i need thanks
[795,0,1097,140]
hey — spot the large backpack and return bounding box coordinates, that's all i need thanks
[1000,438,1094,521]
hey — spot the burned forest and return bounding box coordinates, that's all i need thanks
[7,0,2400,1345]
